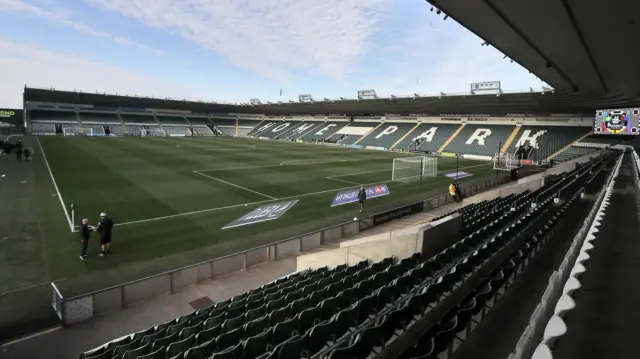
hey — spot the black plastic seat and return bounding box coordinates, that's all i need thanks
[245,315,269,338]
[167,333,195,358]
[211,342,242,359]
[306,321,334,355]
[275,335,306,359]
[181,321,203,339]
[223,314,246,333]
[218,327,243,351]
[246,304,267,322]
[112,339,140,358]
[137,346,165,359]
[122,342,151,359]
[272,317,298,345]
[141,329,167,345]
[297,306,320,334]
[243,330,272,359]
[196,324,221,344]
[185,339,215,359]
[152,332,179,351]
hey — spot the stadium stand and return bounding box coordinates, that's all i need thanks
[444,124,515,156]
[339,122,379,145]
[552,146,599,163]
[30,110,78,134]
[259,121,303,139]
[211,118,236,136]
[120,113,159,124]
[237,120,262,137]
[76,153,609,359]
[298,122,348,141]
[508,126,590,161]
[578,134,632,146]
[358,122,415,149]
[79,112,124,135]
[402,124,461,153]
[528,152,638,359]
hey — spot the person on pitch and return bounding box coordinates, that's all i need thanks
[79,218,93,260]
[358,185,367,213]
[95,211,114,256]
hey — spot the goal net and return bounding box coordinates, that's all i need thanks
[141,128,168,137]
[493,152,521,171]
[63,127,93,136]
[392,156,438,183]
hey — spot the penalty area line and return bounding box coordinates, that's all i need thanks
[36,137,74,232]
[193,171,277,200]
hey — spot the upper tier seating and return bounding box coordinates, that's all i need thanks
[80,112,121,124]
[157,116,189,125]
[121,114,157,124]
[31,110,78,123]
[79,157,604,359]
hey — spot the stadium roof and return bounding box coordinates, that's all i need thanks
[427,0,640,105]
[23,86,632,117]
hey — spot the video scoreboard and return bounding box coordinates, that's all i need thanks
[593,108,640,135]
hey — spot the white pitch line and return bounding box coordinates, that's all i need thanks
[194,156,399,173]
[116,162,492,228]
[193,170,277,200]
[37,137,74,232]
[325,176,361,185]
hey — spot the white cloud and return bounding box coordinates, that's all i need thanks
[86,0,387,82]
[363,18,547,97]
[0,38,198,108]
[0,0,164,55]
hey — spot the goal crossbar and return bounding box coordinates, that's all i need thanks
[392,156,438,183]
[63,127,93,136]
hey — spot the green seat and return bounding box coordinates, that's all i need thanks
[85,348,112,359]
[142,329,167,345]
[217,327,242,351]
[184,339,215,359]
[274,335,306,359]
[222,314,245,334]
[152,332,179,351]
[122,342,151,359]
[167,334,195,359]
[244,315,268,339]
[112,339,140,359]
[167,322,187,336]
[243,330,272,359]
[205,313,225,329]
[136,346,165,359]
[211,342,242,359]
[132,328,156,342]
[180,321,203,339]
[196,324,220,345]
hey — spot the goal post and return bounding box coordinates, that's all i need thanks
[141,128,168,137]
[392,156,438,183]
[493,152,520,171]
[63,127,93,136]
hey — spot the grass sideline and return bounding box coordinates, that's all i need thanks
[0,135,501,341]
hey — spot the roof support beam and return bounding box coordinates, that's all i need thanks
[560,0,608,93]
[482,0,580,92]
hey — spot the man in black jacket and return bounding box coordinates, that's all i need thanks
[95,211,115,256]
[358,186,367,213]
[79,218,92,260]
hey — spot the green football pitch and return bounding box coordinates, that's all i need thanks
[0,135,498,337]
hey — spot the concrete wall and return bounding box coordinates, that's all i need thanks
[296,235,422,271]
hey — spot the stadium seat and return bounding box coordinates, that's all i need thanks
[137,346,165,359]
[211,342,242,359]
[184,339,215,359]
[122,342,151,359]
[166,334,195,358]
[243,330,272,359]
[273,335,306,359]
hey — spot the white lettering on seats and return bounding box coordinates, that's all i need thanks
[375,126,398,139]
[465,129,492,146]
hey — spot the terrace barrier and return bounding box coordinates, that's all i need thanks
[52,151,602,326]
[51,176,509,326]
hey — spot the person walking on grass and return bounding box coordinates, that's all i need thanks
[95,211,114,256]
[358,185,367,213]
[79,218,93,260]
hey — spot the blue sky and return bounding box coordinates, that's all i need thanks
[0,0,547,108]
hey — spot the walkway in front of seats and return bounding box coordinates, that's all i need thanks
[553,154,640,359]
[0,175,504,359]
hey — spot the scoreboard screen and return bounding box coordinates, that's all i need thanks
[593,108,640,135]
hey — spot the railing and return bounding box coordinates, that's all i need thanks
[51,177,509,326]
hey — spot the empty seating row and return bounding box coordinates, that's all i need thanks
[79,160,602,359]
[531,154,629,359]
[552,146,597,163]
